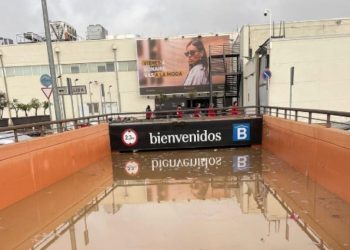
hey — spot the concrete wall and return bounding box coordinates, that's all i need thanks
[262,116,350,203]
[269,35,350,111]
[0,156,113,250]
[0,123,111,209]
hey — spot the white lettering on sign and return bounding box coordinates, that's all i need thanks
[149,130,222,145]
[237,128,248,140]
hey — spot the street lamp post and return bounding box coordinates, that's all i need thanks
[74,78,80,117]
[95,81,103,115]
[41,0,61,121]
[55,48,66,119]
[264,9,272,49]
[108,85,112,114]
[112,46,122,112]
[67,78,75,119]
[0,50,13,125]
[88,81,94,115]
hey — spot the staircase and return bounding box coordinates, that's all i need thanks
[209,39,242,105]
[225,74,241,98]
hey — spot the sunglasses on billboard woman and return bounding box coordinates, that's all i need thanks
[184,50,198,57]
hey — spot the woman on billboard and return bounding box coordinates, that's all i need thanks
[183,38,209,86]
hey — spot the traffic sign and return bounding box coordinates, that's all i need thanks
[40,74,53,87]
[262,68,272,80]
[121,128,138,147]
[57,86,69,95]
[72,85,87,95]
[41,87,53,99]
[57,86,87,95]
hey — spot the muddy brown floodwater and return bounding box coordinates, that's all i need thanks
[0,147,349,250]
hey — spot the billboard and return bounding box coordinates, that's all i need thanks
[137,35,230,95]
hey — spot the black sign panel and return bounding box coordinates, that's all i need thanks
[109,117,262,152]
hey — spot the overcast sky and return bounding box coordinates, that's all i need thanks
[1,0,349,41]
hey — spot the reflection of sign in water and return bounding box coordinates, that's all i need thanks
[151,157,222,170]
[125,161,140,175]
[121,129,138,147]
[232,155,250,171]
[233,123,250,141]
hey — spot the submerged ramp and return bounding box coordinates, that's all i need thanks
[109,117,262,151]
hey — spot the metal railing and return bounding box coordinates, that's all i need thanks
[1,106,349,145]
[260,106,350,129]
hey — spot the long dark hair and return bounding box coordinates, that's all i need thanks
[186,38,208,70]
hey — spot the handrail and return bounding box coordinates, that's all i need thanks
[261,106,350,118]
[1,105,349,145]
[261,106,350,129]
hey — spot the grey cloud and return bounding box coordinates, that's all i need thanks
[1,0,349,41]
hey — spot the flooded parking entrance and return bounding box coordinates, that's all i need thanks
[0,148,349,250]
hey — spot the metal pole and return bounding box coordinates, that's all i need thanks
[103,95,106,114]
[88,82,93,115]
[98,83,103,115]
[209,54,213,105]
[48,99,52,120]
[55,50,66,119]
[109,85,112,114]
[80,94,84,117]
[41,0,61,121]
[112,47,122,112]
[289,66,294,119]
[74,79,80,117]
[0,52,13,125]
[267,77,270,106]
[269,12,272,49]
[67,78,75,118]
[69,219,77,250]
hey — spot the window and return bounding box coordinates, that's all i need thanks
[79,64,88,73]
[106,62,115,72]
[88,63,98,73]
[97,64,106,72]
[32,66,41,75]
[1,60,137,77]
[118,62,128,71]
[62,65,71,74]
[128,61,137,71]
[5,67,15,77]
[87,103,99,114]
[118,61,137,71]
[14,67,24,76]
[71,65,80,74]
[40,65,49,75]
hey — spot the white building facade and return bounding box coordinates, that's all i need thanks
[0,38,153,120]
[240,18,350,112]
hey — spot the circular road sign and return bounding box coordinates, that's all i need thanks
[40,74,53,87]
[121,128,138,147]
[262,69,272,80]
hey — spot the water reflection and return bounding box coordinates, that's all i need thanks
[0,148,349,250]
